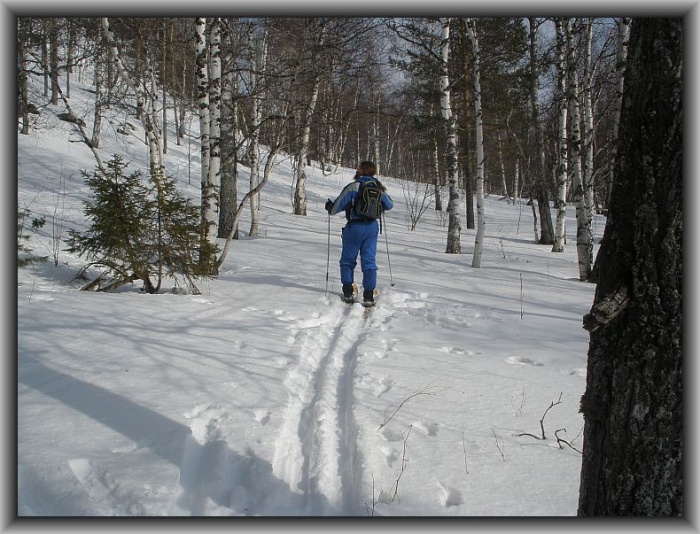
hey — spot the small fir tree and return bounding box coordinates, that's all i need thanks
[67,154,216,294]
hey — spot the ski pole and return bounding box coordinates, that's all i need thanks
[325,211,331,293]
[382,212,395,287]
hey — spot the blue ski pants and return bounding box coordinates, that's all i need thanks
[340,220,379,291]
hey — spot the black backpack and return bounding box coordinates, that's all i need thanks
[354,179,384,220]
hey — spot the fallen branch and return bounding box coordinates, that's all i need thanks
[492,428,506,463]
[555,428,582,454]
[517,392,563,440]
[391,425,412,502]
[378,382,448,431]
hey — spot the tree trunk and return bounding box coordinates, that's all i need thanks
[441,18,461,254]
[578,18,595,278]
[91,46,103,149]
[459,20,475,231]
[218,20,240,240]
[497,131,509,201]
[552,18,569,253]
[293,21,327,216]
[566,19,592,280]
[527,18,555,245]
[248,24,268,238]
[206,17,222,255]
[466,19,485,268]
[49,19,59,105]
[578,17,682,516]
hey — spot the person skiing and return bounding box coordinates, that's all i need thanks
[325,161,393,305]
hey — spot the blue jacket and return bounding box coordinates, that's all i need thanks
[329,175,393,221]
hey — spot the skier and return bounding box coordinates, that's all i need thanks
[325,161,393,305]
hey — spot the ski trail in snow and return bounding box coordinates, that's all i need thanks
[272,299,369,515]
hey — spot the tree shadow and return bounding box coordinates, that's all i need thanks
[18,356,334,516]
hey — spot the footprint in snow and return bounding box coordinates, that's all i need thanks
[254,409,270,425]
[413,420,439,437]
[372,377,393,397]
[382,446,399,466]
[379,427,405,443]
[505,355,544,367]
[436,481,463,507]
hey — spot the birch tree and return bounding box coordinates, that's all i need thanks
[567,19,592,281]
[440,18,461,254]
[527,17,555,245]
[247,23,269,238]
[465,18,485,267]
[578,18,595,278]
[293,19,328,216]
[206,17,222,251]
[552,18,569,253]
[195,18,215,268]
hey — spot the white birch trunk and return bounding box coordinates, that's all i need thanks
[581,18,595,271]
[249,25,268,237]
[195,18,212,246]
[293,23,327,216]
[466,18,485,267]
[566,19,591,281]
[206,17,222,247]
[441,18,461,254]
[552,19,569,253]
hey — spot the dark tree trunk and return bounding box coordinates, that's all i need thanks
[578,18,682,516]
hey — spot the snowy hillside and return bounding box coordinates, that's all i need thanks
[17,73,604,517]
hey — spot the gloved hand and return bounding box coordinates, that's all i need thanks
[325,199,334,214]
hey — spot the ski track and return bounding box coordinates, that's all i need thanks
[68,294,404,516]
[271,295,391,515]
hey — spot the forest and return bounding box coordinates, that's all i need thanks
[17,17,629,283]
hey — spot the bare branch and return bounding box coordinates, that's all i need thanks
[390,425,412,502]
[378,382,449,431]
[517,392,564,440]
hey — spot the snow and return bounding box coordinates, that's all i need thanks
[17,71,605,519]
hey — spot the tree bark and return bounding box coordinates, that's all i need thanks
[206,17,222,253]
[552,19,568,253]
[195,18,212,252]
[578,18,682,516]
[465,19,485,268]
[441,18,461,254]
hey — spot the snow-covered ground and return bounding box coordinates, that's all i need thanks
[17,72,605,518]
